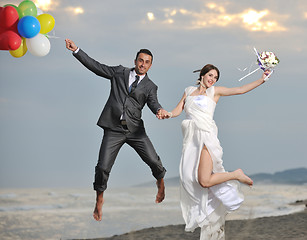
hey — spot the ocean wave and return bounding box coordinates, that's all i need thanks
[0,193,17,199]
[0,204,65,212]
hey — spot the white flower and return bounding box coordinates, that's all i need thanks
[258,51,280,70]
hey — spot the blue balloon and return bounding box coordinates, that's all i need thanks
[17,16,41,38]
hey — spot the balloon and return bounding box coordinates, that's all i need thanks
[26,33,50,57]
[18,0,37,19]
[0,6,19,29]
[9,37,27,58]
[37,14,55,34]
[17,16,40,38]
[0,30,21,50]
[0,6,21,50]
[3,4,20,16]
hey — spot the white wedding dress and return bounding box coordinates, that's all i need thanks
[179,86,244,240]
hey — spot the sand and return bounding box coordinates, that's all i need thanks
[74,201,307,240]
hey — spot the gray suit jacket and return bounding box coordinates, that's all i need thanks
[73,49,162,133]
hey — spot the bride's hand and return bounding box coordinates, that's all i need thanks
[156,109,172,119]
[262,70,271,81]
[156,109,169,119]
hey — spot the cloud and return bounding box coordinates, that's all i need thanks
[33,0,59,11]
[145,2,287,32]
[147,12,155,21]
[65,6,84,15]
[241,9,286,32]
[32,0,84,15]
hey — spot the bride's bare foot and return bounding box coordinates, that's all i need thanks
[234,169,253,186]
[93,191,104,221]
[155,178,165,203]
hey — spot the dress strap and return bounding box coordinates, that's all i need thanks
[184,86,197,97]
[206,86,215,100]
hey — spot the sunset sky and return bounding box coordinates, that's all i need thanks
[1,0,306,188]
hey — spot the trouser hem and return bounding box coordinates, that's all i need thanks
[93,183,106,192]
[154,168,167,180]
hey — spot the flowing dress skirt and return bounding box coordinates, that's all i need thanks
[179,119,244,240]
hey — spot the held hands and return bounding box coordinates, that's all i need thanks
[65,38,78,52]
[156,109,172,120]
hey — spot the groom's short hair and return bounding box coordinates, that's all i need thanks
[136,49,153,63]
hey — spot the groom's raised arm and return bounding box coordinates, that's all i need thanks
[65,38,121,79]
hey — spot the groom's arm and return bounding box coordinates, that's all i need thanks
[146,84,170,119]
[147,84,162,114]
[65,38,121,79]
[73,49,120,79]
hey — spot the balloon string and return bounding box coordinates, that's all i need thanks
[47,35,61,39]
[46,30,61,39]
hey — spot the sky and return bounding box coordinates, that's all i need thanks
[0,0,307,189]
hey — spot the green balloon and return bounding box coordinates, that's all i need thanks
[4,4,17,10]
[18,0,37,19]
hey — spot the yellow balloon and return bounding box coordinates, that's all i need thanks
[37,13,55,34]
[9,38,27,58]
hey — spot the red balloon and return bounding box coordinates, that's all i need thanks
[0,6,19,29]
[0,30,22,51]
[0,6,21,51]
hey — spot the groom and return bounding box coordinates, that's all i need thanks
[65,39,167,221]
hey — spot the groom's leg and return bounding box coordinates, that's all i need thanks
[127,128,166,180]
[127,128,166,202]
[93,129,126,221]
[93,129,126,192]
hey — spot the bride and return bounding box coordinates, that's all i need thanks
[160,64,270,239]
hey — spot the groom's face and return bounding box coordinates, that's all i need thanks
[134,53,152,75]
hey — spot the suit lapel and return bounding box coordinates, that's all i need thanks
[126,68,149,93]
[137,75,149,90]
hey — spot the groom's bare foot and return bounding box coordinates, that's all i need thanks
[235,169,253,186]
[155,178,165,203]
[93,191,104,221]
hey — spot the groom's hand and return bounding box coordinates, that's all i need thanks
[156,109,170,119]
[65,38,78,52]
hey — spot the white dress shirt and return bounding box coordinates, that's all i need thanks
[129,70,145,87]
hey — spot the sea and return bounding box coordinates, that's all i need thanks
[0,184,307,240]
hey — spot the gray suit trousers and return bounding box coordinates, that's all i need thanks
[93,127,166,192]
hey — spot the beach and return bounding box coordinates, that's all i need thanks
[1,185,307,240]
[79,205,307,240]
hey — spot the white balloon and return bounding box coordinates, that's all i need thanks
[26,34,51,57]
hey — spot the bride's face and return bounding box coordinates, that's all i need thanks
[201,69,218,88]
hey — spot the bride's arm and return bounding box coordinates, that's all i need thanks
[166,92,186,118]
[214,70,270,101]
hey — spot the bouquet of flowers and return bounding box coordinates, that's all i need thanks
[238,47,280,81]
[257,51,280,70]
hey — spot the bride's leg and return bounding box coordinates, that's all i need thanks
[198,145,253,187]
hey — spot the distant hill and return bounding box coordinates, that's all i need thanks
[135,168,307,187]
[250,168,307,185]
